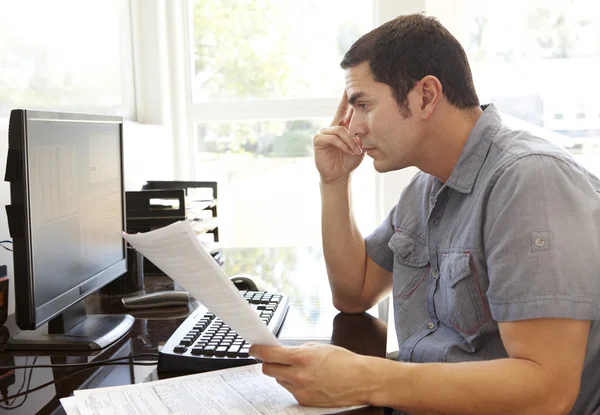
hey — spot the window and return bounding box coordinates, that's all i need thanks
[189,0,373,102]
[186,0,375,248]
[0,0,134,118]
[178,1,381,337]
[459,0,600,176]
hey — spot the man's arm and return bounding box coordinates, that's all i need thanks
[367,318,589,415]
[320,178,392,313]
[251,318,589,415]
[314,90,392,313]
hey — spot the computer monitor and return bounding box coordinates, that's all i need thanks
[4,109,134,350]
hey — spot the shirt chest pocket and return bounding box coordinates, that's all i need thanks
[438,252,491,336]
[388,232,430,306]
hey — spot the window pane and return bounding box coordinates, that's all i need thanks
[220,246,335,340]
[0,1,127,117]
[189,0,373,101]
[194,119,376,248]
[463,0,600,176]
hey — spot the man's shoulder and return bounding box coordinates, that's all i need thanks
[491,125,572,162]
[484,126,599,189]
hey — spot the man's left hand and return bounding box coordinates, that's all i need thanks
[250,342,371,407]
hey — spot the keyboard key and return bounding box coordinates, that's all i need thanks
[191,347,204,355]
[203,346,216,356]
[227,345,240,357]
[174,346,187,353]
[215,346,228,357]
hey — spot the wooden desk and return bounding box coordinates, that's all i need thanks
[0,275,387,415]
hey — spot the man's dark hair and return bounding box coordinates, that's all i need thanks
[340,14,479,116]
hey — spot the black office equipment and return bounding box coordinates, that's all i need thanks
[158,290,289,373]
[126,181,222,273]
[0,265,7,326]
[121,291,190,309]
[4,109,133,350]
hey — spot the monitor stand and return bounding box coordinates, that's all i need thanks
[7,302,134,351]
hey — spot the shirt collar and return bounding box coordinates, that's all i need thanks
[445,103,502,194]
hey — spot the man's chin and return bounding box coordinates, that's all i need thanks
[372,159,408,173]
[372,161,389,173]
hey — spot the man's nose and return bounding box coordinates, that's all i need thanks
[347,116,363,138]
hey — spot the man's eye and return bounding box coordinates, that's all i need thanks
[358,104,368,110]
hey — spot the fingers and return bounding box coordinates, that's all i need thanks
[261,361,296,384]
[276,378,295,392]
[339,106,353,129]
[331,90,350,127]
[315,127,363,155]
[250,345,297,365]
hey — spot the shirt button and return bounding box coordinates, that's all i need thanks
[432,270,439,279]
[434,217,440,227]
[427,321,436,330]
[534,238,545,247]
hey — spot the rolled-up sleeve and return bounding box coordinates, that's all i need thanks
[484,154,600,322]
[365,205,397,272]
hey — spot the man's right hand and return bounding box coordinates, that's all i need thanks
[313,91,364,184]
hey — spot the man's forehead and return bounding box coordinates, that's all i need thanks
[347,91,368,106]
[344,62,373,84]
[345,72,371,100]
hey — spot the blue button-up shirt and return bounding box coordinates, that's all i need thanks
[366,104,600,414]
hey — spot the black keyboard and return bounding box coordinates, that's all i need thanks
[158,291,290,373]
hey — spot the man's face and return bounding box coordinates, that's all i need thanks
[345,62,422,173]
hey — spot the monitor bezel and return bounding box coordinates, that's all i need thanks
[6,109,127,330]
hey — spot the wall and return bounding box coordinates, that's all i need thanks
[0,119,173,316]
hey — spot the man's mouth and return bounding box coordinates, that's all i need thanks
[362,147,375,154]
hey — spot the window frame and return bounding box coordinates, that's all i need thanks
[156,0,432,227]
[130,0,468,228]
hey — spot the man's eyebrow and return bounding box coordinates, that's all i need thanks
[348,92,365,106]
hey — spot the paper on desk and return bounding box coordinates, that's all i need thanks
[60,397,81,415]
[121,221,279,346]
[68,364,363,415]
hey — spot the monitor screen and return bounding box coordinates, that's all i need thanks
[5,109,133,350]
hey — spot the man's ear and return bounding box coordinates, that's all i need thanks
[418,75,442,119]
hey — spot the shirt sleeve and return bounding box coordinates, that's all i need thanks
[484,154,600,322]
[365,205,397,272]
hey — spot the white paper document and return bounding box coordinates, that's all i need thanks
[60,396,81,415]
[121,220,279,346]
[65,364,362,415]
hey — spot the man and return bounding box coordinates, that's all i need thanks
[250,14,600,415]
